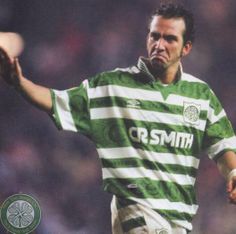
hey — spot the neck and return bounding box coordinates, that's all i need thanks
[151,62,181,84]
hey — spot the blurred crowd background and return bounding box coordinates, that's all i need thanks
[0,0,235,233]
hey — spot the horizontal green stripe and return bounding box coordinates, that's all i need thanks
[92,118,131,148]
[173,80,210,100]
[209,91,223,115]
[208,117,235,140]
[67,85,91,136]
[89,71,143,89]
[103,178,196,205]
[155,208,193,223]
[101,157,197,177]
[203,117,235,149]
[122,216,146,233]
[116,197,137,209]
[115,197,193,230]
[92,119,203,156]
[90,96,207,119]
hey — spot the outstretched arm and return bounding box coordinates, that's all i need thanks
[217,151,236,204]
[0,47,52,113]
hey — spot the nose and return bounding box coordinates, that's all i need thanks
[155,38,165,51]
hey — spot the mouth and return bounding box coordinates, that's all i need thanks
[150,53,166,63]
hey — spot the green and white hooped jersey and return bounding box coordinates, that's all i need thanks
[50,58,236,231]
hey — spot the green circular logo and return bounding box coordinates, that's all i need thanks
[0,194,41,234]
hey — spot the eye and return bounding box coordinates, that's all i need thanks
[164,35,178,43]
[149,32,160,41]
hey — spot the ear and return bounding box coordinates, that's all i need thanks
[181,41,192,57]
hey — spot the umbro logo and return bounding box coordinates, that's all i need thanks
[126,99,141,109]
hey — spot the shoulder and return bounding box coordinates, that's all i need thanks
[179,72,215,99]
[88,66,140,87]
[101,65,140,78]
[181,72,207,84]
[181,72,212,92]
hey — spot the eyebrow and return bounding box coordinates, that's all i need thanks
[149,32,178,41]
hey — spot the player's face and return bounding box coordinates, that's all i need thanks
[147,16,192,73]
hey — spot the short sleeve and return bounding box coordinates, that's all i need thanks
[204,90,236,160]
[50,80,91,136]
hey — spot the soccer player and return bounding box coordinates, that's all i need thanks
[1,3,236,234]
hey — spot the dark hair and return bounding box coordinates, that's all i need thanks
[149,3,195,44]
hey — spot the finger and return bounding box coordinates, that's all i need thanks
[13,58,22,75]
[226,180,233,193]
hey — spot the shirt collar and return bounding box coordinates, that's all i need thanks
[137,57,183,83]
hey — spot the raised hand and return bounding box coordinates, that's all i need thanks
[0,47,21,88]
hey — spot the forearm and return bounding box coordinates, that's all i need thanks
[0,52,53,113]
[217,151,236,179]
[16,75,52,113]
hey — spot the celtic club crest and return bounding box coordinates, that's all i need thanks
[0,194,41,234]
[183,102,201,125]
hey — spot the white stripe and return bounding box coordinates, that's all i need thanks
[88,85,210,110]
[116,197,193,231]
[172,220,193,230]
[208,136,236,159]
[88,85,162,102]
[208,108,226,124]
[127,227,147,234]
[53,90,77,132]
[133,197,198,215]
[102,167,195,186]
[98,147,199,169]
[114,66,140,74]
[181,73,206,84]
[167,94,209,110]
[90,107,206,131]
